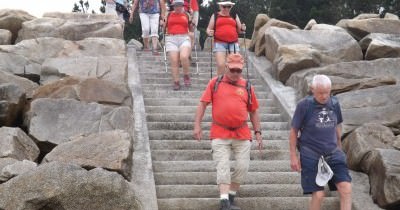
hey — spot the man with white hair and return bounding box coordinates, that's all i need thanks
[289,74,352,210]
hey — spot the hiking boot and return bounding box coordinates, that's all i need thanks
[229,194,241,210]
[220,199,231,210]
[173,81,181,91]
[183,75,191,87]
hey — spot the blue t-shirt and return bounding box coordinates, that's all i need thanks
[139,0,160,14]
[291,96,343,155]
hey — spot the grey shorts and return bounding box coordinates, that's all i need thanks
[165,35,191,52]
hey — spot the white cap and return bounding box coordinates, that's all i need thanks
[217,1,235,6]
[172,0,184,6]
[315,156,334,187]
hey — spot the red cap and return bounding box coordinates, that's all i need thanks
[226,53,244,69]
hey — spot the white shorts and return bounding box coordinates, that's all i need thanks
[139,13,160,38]
[165,35,191,52]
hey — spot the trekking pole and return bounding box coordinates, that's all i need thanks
[193,29,199,74]
[162,26,168,73]
[242,30,249,81]
[210,35,213,79]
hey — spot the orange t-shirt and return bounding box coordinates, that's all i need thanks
[167,12,189,35]
[200,76,259,140]
[214,14,238,43]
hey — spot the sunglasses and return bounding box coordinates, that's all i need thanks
[222,5,232,9]
[229,68,242,74]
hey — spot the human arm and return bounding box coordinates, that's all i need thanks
[193,101,209,141]
[129,0,139,23]
[235,15,245,34]
[190,0,199,26]
[206,14,215,36]
[249,109,263,151]
[336,123,342,149]
[289,127,301,172]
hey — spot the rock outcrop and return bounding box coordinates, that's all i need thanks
[0,9,35,44]
[17,12,123,42]
[0,162,141,210]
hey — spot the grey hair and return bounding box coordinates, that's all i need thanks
[311,74,331,88]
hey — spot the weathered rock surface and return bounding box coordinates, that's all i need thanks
[16,12,123,42]
[343,123,394,171]
[265,27,362,82]
[359,33,400,60]
[0,127,39,161]
[0,162,141,210]
[304,19,317,30]
[365,149,400,209]
[26,98,134,152]
[0,9,35,44]
[310,24,347,33]
[0,37,126,84]
[0,159,37,182]
[337,18,400,41]
[350,170,385,210]
[286,58,400,97]
[0,158,18,173]
[40,56,127,84]
[33,77,132,107]
[0,70,38,99]
[353,13,399,20]
[338,85,400,135]
[249,14,270,51]
[43,130,133,180]
[0,84,26,127]
[0,29,11,45]
[255,19,299,56]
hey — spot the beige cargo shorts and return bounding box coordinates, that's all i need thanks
[211,139,251,184]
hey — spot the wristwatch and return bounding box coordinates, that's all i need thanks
[254,130,262,135]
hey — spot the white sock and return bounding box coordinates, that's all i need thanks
[220,194,229,200]
[229,191,237,196]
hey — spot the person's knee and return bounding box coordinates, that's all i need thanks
[312,191,325,201]
[337,182,352,197]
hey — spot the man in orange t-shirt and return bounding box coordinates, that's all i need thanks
[193,53,263,210]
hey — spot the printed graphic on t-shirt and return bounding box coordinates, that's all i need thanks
[315,107,335,128]
[236,88,244,96]
[140,0,159,13]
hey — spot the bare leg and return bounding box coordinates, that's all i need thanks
[143,37,150,50]
[151,36,159,51]
[169,51,180,82]
[337,182,352,210]
[215,52,226,75]
[310,190,325,210]
[219,183,230,195]
[180,46,192,75]
[230,182,240,192]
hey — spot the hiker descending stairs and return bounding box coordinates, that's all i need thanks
[134,48,340,209]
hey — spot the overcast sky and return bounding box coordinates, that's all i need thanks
[1,0,103,17]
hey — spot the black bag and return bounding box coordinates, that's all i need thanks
[116,2,130,22]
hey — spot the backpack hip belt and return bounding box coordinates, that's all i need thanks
[212,120,247,138]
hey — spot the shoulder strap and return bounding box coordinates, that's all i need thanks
[213,75,224,93]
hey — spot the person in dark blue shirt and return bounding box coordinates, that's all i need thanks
[289,74,352,210]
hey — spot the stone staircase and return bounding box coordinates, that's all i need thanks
[134,50,340,210]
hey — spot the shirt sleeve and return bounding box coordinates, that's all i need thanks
[200,79,214,103]
[191,0,199,11]
[291,99,306,129]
